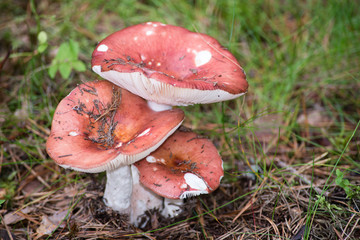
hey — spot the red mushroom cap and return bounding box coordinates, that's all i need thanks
[91,22,248,106]
[133,128,224,199]
[46,80,184,173]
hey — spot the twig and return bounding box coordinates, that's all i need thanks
[343,217,360,240]
[22,162,51,189]
[1,214,14,240]
[233,176,268,222]
[275,153,330,196]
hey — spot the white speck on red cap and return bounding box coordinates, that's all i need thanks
[97,44,108,52]
[146,155,157,163]
[184,173,207,191]
[138,128,151,137]
[194,50,212,67]
[69,131,79,136]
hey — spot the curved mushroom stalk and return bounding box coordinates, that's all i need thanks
[130,165,162,227]
[103,166,132,214]
[106,165,177,227]
[130,165,184,227]
[147,101,172,112]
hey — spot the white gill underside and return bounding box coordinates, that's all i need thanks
[180,190,209,199]
[59,119,183,173]
[92,65,245,106]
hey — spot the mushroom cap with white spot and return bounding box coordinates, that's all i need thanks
[91,22,248,106]
[133,128,224,199]
[46,80,184,173]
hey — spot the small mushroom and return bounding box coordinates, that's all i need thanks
[46,80,184,224]
[91,21,248,111]
[133,128,224,219]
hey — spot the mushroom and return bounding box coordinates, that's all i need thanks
[91,21,248,111]
[46,80,185,222]
[132,127,224,221]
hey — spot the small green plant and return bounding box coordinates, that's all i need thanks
[316,195,342,212]
[335,169,360,199]
[37,31,48,53]
[0,170,17,202]
[48,39,86,79]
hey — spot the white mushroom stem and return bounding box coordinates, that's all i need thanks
[147,101,172,112]
[161,198,184,218]
[104,165,182,227]
[130,165,163,227]
[103,166,132,214]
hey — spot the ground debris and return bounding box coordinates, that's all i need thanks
[36,210,68,237]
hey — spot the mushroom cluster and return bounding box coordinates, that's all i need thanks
[46,22,248,227]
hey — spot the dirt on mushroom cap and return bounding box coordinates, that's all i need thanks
[134,127,224,199]
[46,80,185,172]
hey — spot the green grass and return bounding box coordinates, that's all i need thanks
[1,0,359,239]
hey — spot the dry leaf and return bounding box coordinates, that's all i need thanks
[36,210,68,236]
[3,207,34,225]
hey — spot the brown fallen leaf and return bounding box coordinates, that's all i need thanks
[3,207,35,225]
[36,210,68,237]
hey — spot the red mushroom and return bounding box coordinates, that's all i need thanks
[46,80,184,221]
[91,22,248,111]
[133,128,224,218]
[46,80,184,172]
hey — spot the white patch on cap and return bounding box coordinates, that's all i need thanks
[184,173,208,191]
[146,156,157,163]
[141,54,146,61]
[115,142,123,148]
[97,44,108,52]
[69,131,78,136]
[153,23,158,27]
[195,50,212,67]
[134,36,138,41]
[138,128,151,137]
[146,22,152,25]
[146,30,154,36]
[180,184,187,189]
[160,23,166,26]
[92,65,101,74]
